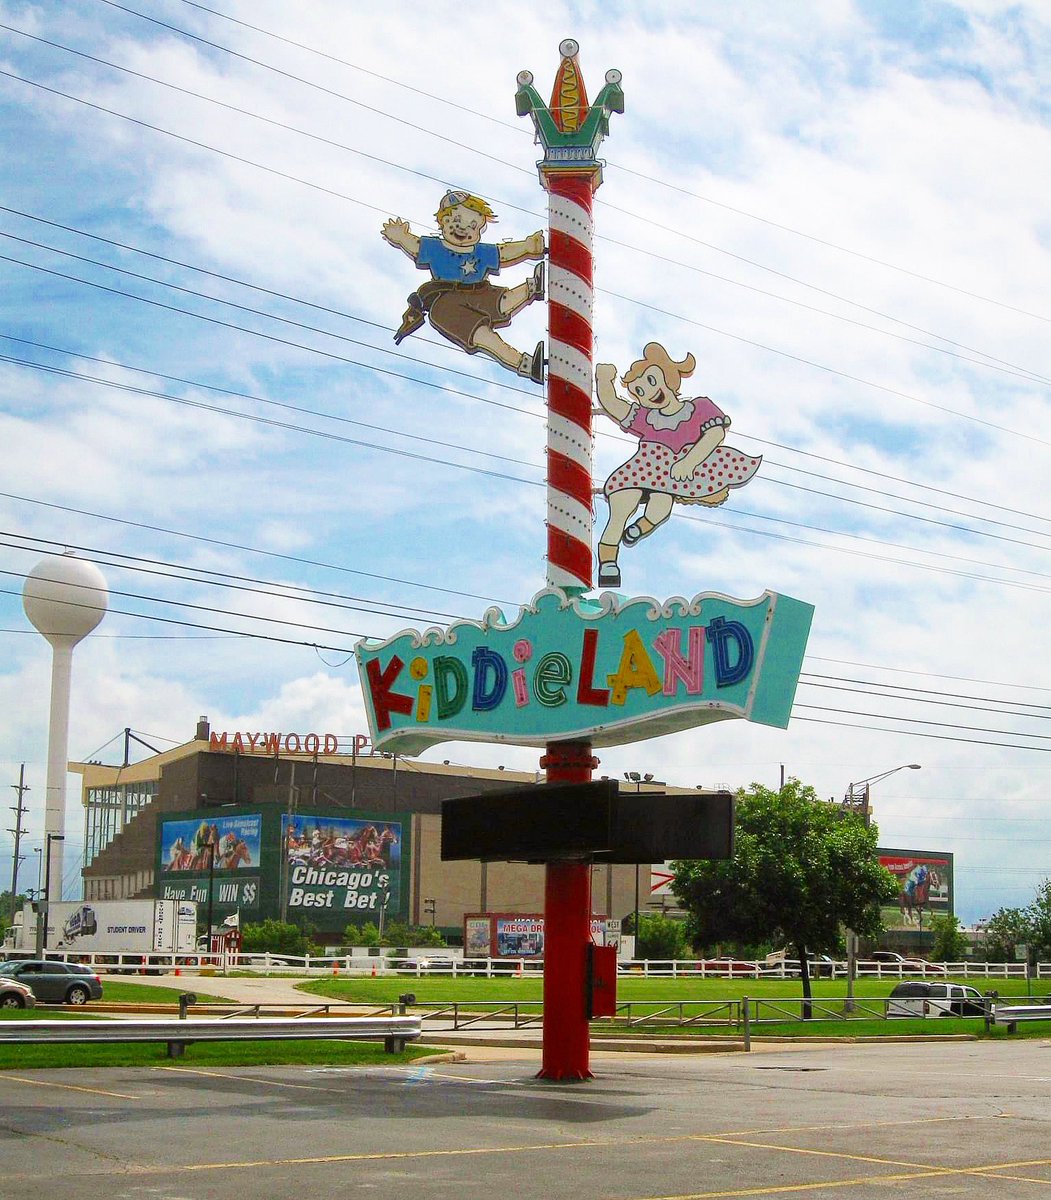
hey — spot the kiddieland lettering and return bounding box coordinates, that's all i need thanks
[363,619,753,725]
[355,589,814,751]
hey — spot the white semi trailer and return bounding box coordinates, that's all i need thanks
[3,899,198,957]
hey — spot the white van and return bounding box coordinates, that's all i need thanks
[887,981,985,1017]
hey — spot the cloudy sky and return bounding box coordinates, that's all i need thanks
[1,0,1048,922]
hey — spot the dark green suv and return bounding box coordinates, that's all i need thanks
[0,960,103,1005]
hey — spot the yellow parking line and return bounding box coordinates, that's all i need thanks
[640,1156,1051,1200]
[155,1065,341,1091]
[2,1074,138,1099]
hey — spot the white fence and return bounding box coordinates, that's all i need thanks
[616,959,1040,980]
[16,949,1048,981]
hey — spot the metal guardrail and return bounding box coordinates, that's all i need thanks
[0,1015,422,1057]
[993,1003,1051,1032]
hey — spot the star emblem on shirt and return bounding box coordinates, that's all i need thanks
[461,256,478,276]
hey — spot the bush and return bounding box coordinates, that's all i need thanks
[240,920,309,956]
[637,912,689,959]
[929,914,968,961]
[344,920,447,948]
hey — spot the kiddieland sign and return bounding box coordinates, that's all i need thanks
[356,588,814,754]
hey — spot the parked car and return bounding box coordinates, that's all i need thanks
[887,981,985,1018]
[865,951,945,973]
[0,960,103,1005]
[762,953,836,978]
[0,977,36,1009]
[696,958,760,975]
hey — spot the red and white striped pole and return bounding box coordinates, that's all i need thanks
[519,40,622,1080]
[539,169,599,1081]
[545,171,596,594]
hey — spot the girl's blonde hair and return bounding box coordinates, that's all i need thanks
[622,342,696,393]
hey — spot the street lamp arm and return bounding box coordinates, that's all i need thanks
[846,763,921,798]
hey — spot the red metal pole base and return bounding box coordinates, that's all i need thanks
[538,740,597,1081]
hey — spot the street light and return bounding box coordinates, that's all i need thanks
[36,831,65,955]
[844,764,921,822]
[843,763,921,1009]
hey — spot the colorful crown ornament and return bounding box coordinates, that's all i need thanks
[516,39,624,183]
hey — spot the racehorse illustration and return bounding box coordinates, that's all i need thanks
[899,865,940,927]
[218,837,253,869]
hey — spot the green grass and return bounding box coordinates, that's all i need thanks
[297,973,1036,1006]
[0,1039,437,1070]
[97,980,235,1004]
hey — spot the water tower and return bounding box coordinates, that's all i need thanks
[23,552,108,903]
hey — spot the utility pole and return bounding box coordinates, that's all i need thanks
[8,764,30,926]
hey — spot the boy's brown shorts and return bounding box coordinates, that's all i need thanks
[422,281,511,351]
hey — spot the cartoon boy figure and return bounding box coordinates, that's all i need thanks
[382,190,546,383]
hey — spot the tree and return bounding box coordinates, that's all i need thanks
[673,779,898,1012]
[240,919,309,956]
[345,920,447,948]
[1026,879,1051,961]
[929,913,968,962]
[978,906,1032,962]
[637,912,689,960]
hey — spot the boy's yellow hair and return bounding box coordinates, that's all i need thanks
[435,190,497,224]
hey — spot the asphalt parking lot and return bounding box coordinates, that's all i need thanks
[2,1037,1050,1199]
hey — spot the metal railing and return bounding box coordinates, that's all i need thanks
[0,1014,422,1056]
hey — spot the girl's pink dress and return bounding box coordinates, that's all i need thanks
[604,396,761,501]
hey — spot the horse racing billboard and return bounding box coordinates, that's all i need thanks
[877,848,953,932]
[158,813,263,911]
[282,812,406,920]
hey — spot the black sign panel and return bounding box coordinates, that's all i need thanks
[440,782,733,864]
[596,791,734,863]
[441,780,615,861]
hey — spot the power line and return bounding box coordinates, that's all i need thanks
[14,529,1045,720]
[11,315,1051,569]
[797,679,1051,721]
[106,0,1051,330]
[165,0,1050,327]
[4,204,1051,538]
[0,488,518,607]
[0,350,545,486]
[791,714,1051,754]
[799,672,1051,714]
[4,64,1048,449]
[794,704,1051,745]
[5,564,1051,753]
[4,489,1051,720]
[0,532,473,625]
[4,353,1050,605]
[8,22,1049,395]
[0,583,358,654]
[0,566,365,641]
[807,657,1051,695]
[6,21,1043,392]
[6,223,1051,552]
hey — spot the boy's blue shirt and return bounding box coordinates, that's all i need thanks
[417,236,501,284]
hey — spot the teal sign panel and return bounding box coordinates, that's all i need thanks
[356,588,813,755]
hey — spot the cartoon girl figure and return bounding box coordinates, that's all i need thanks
[594,343,761,587]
